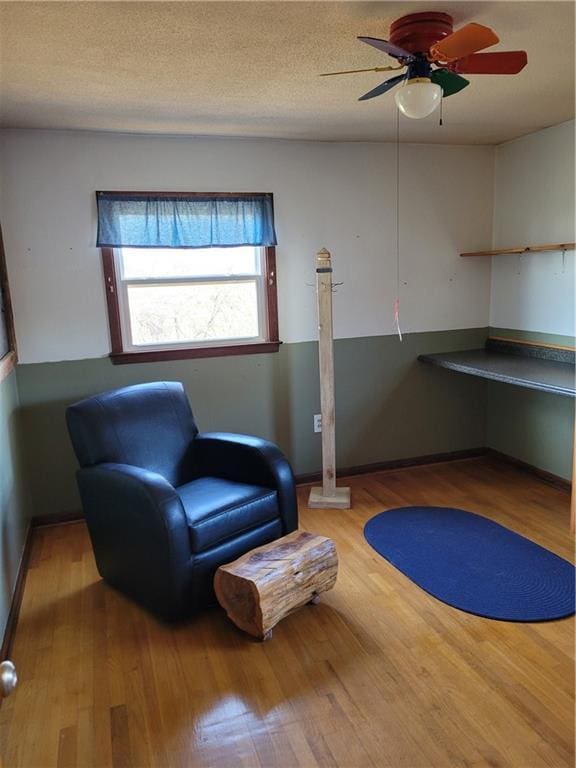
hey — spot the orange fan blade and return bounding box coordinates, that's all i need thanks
[430,23,499,62]
[450,51,527,75]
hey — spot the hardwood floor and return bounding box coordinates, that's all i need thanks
[0,457,573,768]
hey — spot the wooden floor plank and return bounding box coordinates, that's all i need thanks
[0,458,573,768]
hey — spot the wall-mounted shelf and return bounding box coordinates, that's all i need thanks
[418,348,575,398]
[460,242,575,258]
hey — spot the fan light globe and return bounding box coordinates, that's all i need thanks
[394,79,442,119]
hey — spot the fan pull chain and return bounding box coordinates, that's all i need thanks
[439,97,444,126]
[394,107,403,342]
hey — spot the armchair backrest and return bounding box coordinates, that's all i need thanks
[66,381,198,487]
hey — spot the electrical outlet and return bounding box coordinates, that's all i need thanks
[313,414,322,433]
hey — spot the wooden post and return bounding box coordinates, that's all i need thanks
[308,248,351,509]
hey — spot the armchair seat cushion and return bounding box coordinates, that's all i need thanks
[177,477,279,553]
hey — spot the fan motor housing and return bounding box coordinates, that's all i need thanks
[390,12,454,55]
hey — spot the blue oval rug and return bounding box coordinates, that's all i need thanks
[364,507,575,621]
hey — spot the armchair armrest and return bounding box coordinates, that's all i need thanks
[194,433,298,534]
[76,463,192,619]
[91,462,183,507]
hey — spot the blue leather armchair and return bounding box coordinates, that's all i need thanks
[66,381,298,620]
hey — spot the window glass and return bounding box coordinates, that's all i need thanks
[126,281,260,346]
[120,247,259,279]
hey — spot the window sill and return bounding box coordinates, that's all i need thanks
[0,350,17,383]
[110,341,281,365]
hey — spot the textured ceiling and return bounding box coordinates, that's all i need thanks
[0,1,574,144]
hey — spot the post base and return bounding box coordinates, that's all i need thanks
[308,486,351,509]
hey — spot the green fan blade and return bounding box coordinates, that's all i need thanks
[431,68,469,98]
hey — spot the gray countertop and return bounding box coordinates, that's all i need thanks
[418,348,575,398]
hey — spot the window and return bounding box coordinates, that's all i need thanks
[97,191,280,363]
[102,245,279,362]
[0,224,17,382]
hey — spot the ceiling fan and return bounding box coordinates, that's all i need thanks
[321,12,528,119]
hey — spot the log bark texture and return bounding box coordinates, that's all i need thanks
[214,531,338,639]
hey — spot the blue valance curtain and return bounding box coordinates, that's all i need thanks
[96,192,277,248]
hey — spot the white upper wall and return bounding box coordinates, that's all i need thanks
[0,130,493,363]
[490,120,575,336]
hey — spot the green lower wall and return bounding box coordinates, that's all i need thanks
[486,382,574,480]
[486,327,575,481]
[0,369,28,642]
[0,320,571,637]
[16,328,488,518]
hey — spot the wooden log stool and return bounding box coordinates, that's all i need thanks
[214,530,338,640]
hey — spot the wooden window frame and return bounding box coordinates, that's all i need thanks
[102,245,280,364]
[0,225,17,383]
